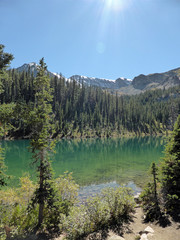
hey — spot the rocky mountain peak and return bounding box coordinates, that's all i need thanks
[14,63,180,94]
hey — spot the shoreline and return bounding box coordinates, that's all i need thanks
[0,127,170,141]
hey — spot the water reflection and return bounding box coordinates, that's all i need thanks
[54,137,165,187]
[3,137,165,188]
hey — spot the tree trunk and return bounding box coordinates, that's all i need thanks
[38,149,45,227]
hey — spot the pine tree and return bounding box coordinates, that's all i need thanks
[0,44,13,187]
[161,114,180,216]
[140,162,161,221]
[29,58,58,230]
[0,44,14,94]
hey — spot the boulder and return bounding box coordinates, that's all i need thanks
[144,226,154,234]
[140,233,148,240]
[134,192,141,204]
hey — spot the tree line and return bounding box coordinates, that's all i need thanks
[0,62,180,138]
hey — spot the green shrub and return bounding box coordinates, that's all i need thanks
[0,174,38,238]
[101,187,135,225]
[135,235,141,240]
[55,172,79,207]
[62,187,135,240]
[0,172,79,238]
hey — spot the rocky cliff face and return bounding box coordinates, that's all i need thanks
[132,68,180,90]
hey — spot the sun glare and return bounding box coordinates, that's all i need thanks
[97,0,129,32]
[103,0,126,12]
[90,0,131,54]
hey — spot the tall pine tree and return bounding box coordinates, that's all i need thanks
[0,44,13,94]
[0,44,13,187]
[29,58,57,230]
[161,114,180,217]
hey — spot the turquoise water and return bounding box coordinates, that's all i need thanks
[2,137,165,188]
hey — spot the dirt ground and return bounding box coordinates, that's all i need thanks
[55,207,180,240]
[122,207,180,240]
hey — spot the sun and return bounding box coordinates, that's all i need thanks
[89,0,131,51]
[103,0,125,12]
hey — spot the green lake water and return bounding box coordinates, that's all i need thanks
[2,137,165,191]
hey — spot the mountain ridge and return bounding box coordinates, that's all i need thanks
[15,63,180,95]
[69,75,132,89]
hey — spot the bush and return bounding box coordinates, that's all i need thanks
[0,174,38,239]
[0,172,79,239]
[62,187,135,240]
[55,172,79,208]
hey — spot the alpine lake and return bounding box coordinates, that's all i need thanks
[3,137,166,197]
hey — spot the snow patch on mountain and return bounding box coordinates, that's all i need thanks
[15,63,132,90]
[70,75,132,89]
[16,62,63,79]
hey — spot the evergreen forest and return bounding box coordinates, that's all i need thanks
[0,66,180,139]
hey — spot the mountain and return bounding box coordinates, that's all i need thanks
[132,67,180,90]
[15,63,132,90]
[116,67,180,95]
[16,62,62,79]
[69,75,132,89]
[14,63,180,95]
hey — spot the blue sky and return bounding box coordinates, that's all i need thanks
[0,0,180,80]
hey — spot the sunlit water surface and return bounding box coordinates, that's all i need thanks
[2,137,165,196]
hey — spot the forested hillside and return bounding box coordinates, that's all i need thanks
[0,67,180,138]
